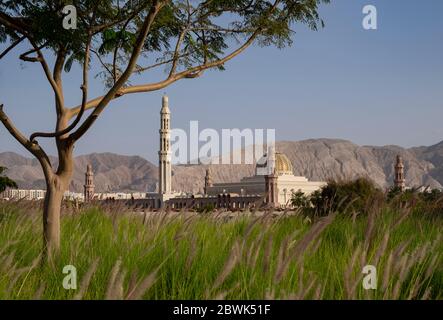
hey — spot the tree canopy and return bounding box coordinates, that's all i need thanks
[1,0,330,148]
[0,166,17,193]
[1,0,328,87]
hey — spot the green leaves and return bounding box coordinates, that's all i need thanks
[0,166,17,193]
[99,29,137,55]
[1,1,329,88]
[1,1,329,69]
[64,50,83,72]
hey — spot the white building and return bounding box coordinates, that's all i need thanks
[205,149,326,207]
[145,96,326,209]
[0,189,87,201]
[0,189,46,201]
[95,192,146,200]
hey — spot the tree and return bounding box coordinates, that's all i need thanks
[312,178,382,215]
[291,190,309,208]
[0,0,329,256]
[0,166,18,193]
[387,185,403,201]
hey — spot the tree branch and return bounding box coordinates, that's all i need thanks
[0,12,29,35]
[53,47,67,115]
[22,39,65,114]
[29,35,92,142]
[65,0,282,140]
[19,43,45,62]
[0,104,52,179]
[90,4,148,35]
[169,28,188,78]
[69,0,167,142]
[112,17,133,84]
[0,36,25,60]
[68,27,261,118]
[91,49,114,78]
[134,52,191,74]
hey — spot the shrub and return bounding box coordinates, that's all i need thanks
[291,190,310,208]
[311,177,383,215]
[0,166,17,193]
[388,187,443,216]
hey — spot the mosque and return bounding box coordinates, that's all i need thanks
[0,95,409,205]
[83,96,407,210]
[82,96,326,210]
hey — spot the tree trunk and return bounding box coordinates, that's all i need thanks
[42,141,73,258]
[43,180,63,255]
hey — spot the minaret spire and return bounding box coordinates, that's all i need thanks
[159,95,172,194]
[267,145,276,175]
[204,168,213,194]
[265,145,278,207]
[84,164,95,202]
[394,155,406,191]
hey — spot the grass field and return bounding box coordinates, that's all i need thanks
[0,201,442,300]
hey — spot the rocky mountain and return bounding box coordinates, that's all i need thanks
[409,140,443,186]
[0,152,158,193]
[1,139,442,193]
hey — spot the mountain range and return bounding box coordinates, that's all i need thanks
[1,138,443,193]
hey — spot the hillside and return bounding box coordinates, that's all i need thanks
[1,139,442,193]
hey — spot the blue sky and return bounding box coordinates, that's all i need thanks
[1,0,442,163]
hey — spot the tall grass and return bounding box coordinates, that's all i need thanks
[0,200,441,300]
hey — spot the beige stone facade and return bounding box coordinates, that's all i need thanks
[141,96,326,209]
[205,151,325,207]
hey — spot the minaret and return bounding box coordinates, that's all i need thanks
[265,170,278,207]
[84,164,95,202]
[204,168,213,194]
[265,146,279,207]
[158,95,172,194]
[394,155,406,191]
[267,145,276,175]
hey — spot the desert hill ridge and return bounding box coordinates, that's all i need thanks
[1,138,442,193]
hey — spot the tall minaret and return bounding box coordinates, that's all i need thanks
[394,155,406,191]
[84,164,95,202]
[267,145,276,175]
[158,95,172,194]
[265,146,278,206]
[204,168,213,194]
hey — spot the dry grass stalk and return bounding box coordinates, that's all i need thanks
[293,213,336,258]
[211,282,240,300]
[262,235,273,274]
[247,234,264,269]
[126,266,160,300]
[344,244,362,299]
[208,239,241,296]
[32,283,46,300]
[73,258,100,300]
[382,252,393,292]
[274,215,335,285]
[373,232,390,266]
[273,235,291,283]
[185,235,198,271]
[105,259,122,299]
